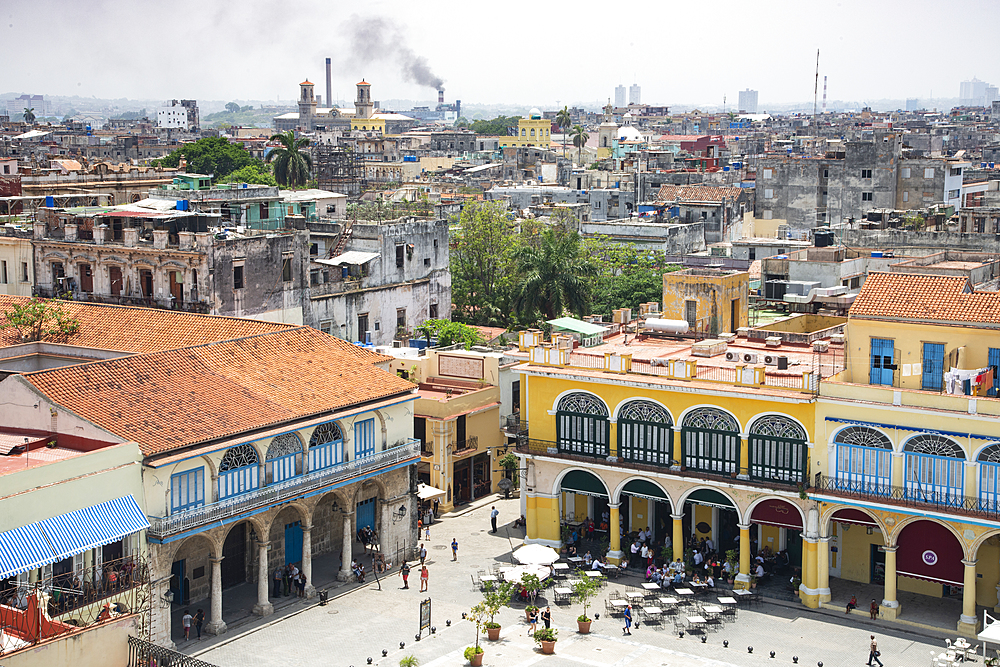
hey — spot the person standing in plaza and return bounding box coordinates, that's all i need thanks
[541,606,551,629]
[400,561,411,589]
[272,565,283,598]
[181,610,192,641]
[451,537,459,561]
[419,565,429,592]
[194,608,204,639]
[419,543,427,565]
[867,634,883,667]
[490,506,499,533]
[622,604,633,635]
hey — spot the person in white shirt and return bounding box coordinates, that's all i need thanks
[755,563,765,578]
[705,538,714,552]
[693,551,704,566]
[631,541,640,557]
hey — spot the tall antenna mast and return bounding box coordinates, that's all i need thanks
[822,76,828,114]
[813,49,820,119]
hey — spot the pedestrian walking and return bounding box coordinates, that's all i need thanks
[181,610,192,641]
[867,634,883,667]
[400,561,410,589]
[425,524,431,540]
[622,604,633,635]
[490,506,499,533]
[420,565,429,592]
[541,606,551,629]
[451,538,459,561]
[194,608,204,639]
[419,543,427,565]
[527,607,537,636]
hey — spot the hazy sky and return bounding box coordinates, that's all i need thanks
[5,0,1000,109]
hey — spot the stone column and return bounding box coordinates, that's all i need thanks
[817,536,831,604]
[338,511,354,582]
[204,557,227,636]
[607,503,622,563]
[800,535,819,608]
[736,523,752,587]
[252,542,273,616]
[879,546,900,619]
[672,514,684,563]
[959,559,981,635]
[302,525,315,598]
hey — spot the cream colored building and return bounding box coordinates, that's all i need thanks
[0,232,33,296]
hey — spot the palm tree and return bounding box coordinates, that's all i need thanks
[512,226,598,322]
[570,125,589,165]
[556,106,572,156]
[266,130,312,188]
[23,108,35,125]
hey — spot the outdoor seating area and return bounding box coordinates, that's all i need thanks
[602,586,743,633]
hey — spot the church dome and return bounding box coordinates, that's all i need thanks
[617,125,643,142]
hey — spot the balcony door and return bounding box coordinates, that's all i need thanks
[617,400,673,466]
[833,426,892,494]
[903,434,964,506]
[556,393,610,458]
[869,338,894,386]
[748,415,807,483]
[218,444,260,500]
[681,408,740,475]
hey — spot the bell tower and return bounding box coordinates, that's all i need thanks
[355,80,374,120]
[298,79,316,126]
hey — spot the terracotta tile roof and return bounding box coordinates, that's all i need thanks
[849,272,1000,325]
[655,185,746,204]
[0,297,294,352]
[24,327,414,456]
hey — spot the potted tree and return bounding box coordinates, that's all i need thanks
[533,627,558,654]
[725,549,739,585]
[481,580,516,641]
[466,602,487,665]
[521,573,542,608]
[572,572,600,634]
[399,656,419,667]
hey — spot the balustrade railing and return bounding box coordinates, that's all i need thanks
[148,440,420,539]
[817,473,1000,521]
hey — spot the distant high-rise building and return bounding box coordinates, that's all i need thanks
[629,83,641,105]
[960,78,996,107]
[905,98,919,112]
[614,85,626,108]
[738,89,758,114]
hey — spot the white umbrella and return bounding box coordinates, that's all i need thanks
[513,544,560,565]
[501,564,552,582]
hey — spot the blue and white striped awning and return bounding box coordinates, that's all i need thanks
[0,496,149,579]
[0,524,58,579]
[38,496,149,562]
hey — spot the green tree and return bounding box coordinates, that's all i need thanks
[555,106,572,156]
[266,130,312,188]
[225,102,240,114]
[583,236,681,317]
[571,572,600,622]
[450,201,518,326]
[570,125,589,164]
[1,298,80,342]
[155,137,262,181]
[469,115,523,137]
[511,225,598,322]
[23,108,35,124]
[414,319,485,349]
[219,163,277,187]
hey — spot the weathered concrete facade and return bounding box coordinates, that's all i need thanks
[662,268,750,336]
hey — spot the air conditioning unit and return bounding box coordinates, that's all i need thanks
[742,353,758,364]
[725,351,740,362]
[763,354,778,366]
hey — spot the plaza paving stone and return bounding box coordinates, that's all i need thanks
[192,496,959,667]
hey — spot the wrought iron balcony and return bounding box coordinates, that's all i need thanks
[147,439,420,540]
[452,436,479,458]
[815,473,1000,522]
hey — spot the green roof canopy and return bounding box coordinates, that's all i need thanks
[621,479,669,502]
[686,488,735,509]
[560,470,608,498]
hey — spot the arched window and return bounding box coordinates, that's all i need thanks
[748,416,808,483]
[266,433,303,484]
[556,393,609,458]
[521,129,526,137]
[218,444,259,499]
[978,443,1000,510]
[681,408,740,475]
[833,426,892,493]
[904,433,965,505]
[309,421,344,471]
[618,400,673,466]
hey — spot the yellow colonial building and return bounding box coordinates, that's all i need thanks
[514,271,1000,636]
[499,109,551,149]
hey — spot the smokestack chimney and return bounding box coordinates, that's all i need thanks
[326,58,332,109]
[438,90,444,106]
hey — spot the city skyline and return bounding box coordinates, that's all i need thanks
[3,0,1000,109]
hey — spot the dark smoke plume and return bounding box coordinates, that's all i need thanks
[345,16,444,91]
